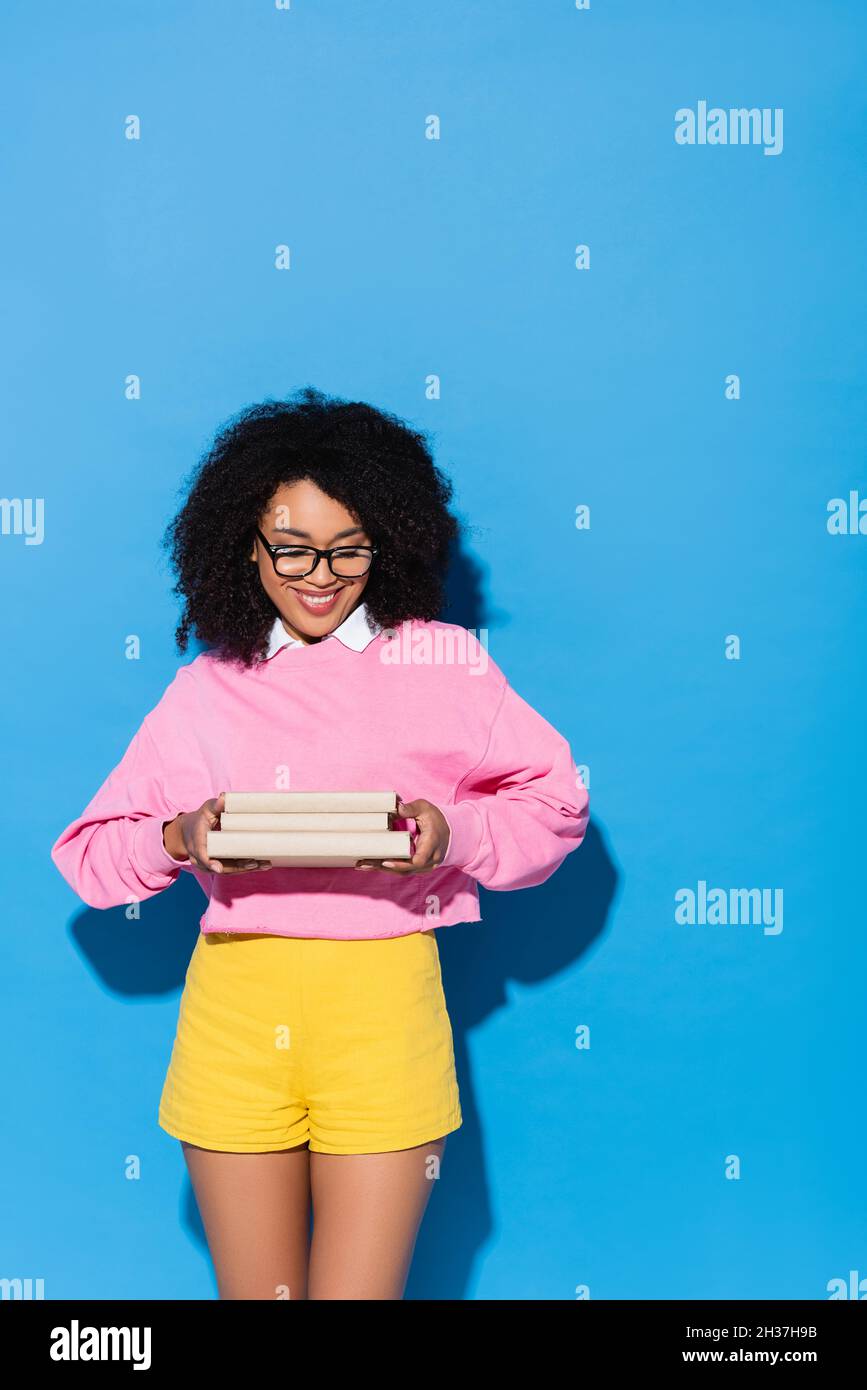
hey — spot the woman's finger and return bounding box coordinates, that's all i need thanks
[193,816,221,870]
[407,818,438,867]
[206,859,271,874]
[355,858,412,873]
[354,856,427,875]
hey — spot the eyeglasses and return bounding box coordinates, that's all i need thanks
[254,527,378,579]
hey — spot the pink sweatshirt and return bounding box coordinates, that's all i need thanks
[50,619,590,940]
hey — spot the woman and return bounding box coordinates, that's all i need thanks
[51,385,590,1300]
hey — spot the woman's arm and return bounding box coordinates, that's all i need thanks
[50,667,212,909]
[436,676,590,891]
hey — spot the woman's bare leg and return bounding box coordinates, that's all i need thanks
[307,1137,446,1299]
[181,1140,312,1300]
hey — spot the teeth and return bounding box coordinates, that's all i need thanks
[298,592,337,606]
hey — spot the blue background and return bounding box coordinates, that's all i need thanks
[2,0,865,1300]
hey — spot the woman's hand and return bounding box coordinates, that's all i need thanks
[162,791,272,875]
[355,798,450,874]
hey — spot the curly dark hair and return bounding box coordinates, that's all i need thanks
[162,385,462,667]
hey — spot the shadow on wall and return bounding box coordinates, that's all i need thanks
[407,819,617,1300]
[67,542,619,1300]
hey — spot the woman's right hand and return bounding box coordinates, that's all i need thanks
[162,791,272,874]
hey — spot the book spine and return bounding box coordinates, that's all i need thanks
[220,812,392,831]
[206,829,412,859]
[223,791,399,814]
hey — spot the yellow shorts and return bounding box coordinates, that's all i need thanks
[158,928,462,1155]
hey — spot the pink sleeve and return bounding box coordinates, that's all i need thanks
[438,678,590,891]
[50,669,210,909]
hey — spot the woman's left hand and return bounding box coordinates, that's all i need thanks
[354,798,450,874]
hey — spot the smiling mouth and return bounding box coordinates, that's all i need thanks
[291,587,344,612]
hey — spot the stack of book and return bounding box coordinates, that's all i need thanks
[206,790,414,867]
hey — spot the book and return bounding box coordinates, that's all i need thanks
[223,791,399,814]
[206,828,413,868]
[219,811,392,831]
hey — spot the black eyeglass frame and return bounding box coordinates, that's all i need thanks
[254,526,378,579]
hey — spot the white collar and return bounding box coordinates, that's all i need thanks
[263,601,382,660]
